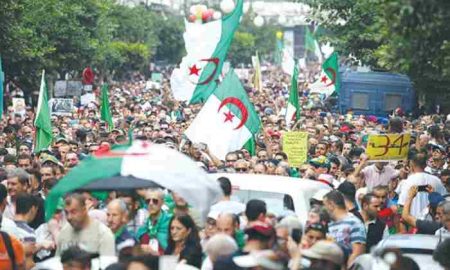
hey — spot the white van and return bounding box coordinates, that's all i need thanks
[212,173,331,222]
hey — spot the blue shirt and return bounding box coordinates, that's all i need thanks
[328,214,366,257]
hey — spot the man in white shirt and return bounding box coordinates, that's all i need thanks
[210,177,245,215]
[354,155,399,192]
[398,153,447,218]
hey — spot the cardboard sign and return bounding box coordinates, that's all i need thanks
[54,81,83,97]
[80,93,96,106]
[12,98,26,116]
[49,98,74,116]
[366,133,411,160]
[282,131,308,167]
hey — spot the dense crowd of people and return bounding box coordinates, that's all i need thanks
[0,67,449,270]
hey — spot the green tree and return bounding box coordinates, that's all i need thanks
[305,0,450,111]
[228,32,256,66]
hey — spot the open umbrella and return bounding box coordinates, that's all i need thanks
[45,141,222,221]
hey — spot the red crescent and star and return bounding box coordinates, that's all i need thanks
[187,57,220,85]
[217,97,248,130]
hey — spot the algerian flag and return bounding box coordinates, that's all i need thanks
[34,70,53,153]
[282,30,295,75]
[305,27,323,62]
[100,84,114,131]
[309,52,340,99]
[0,56,4,120]
[251,52,262,92]
[170,0,244,104]
[285,60,300,128]
[185,70,261,160]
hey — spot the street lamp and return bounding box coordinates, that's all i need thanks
[253,15,264,27]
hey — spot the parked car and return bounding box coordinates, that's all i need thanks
[212,173,331,222]
[352,234,444,270]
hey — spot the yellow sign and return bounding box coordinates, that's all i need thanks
[366,133,411,160]
[282,132,308,167]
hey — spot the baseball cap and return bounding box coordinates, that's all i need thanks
[244,223,275,238]
[428,192,444,208]
[309,156,331,168]
[302,240,344,265]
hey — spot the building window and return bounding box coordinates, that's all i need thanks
[351,92,369,110]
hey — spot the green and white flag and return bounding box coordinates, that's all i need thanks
[305,27,323,62]
[34,70,53,153]
[251,51,262,92]
[185,70,261,159]
[100,84,114,131]
[170,0,243,104]
[309,52,340,99]
[285,60,300,128]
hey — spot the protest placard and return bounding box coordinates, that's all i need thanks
[282,131,308,167]
[49,98,74,116]
[366,133,411,160]
[12,98,26,116]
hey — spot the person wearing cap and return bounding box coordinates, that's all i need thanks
[301,222,327,249]
[401,185,446,234]
[243,222,275,253]
[301,240,344,270]
[425,144,448,176]
[307,156,332,181]
[359,193,388,252]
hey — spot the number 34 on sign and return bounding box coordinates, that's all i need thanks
[366,134,411,160]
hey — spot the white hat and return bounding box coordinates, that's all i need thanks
[302,240,344,265]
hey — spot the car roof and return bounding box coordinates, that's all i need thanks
[376,234,442,251]
[212,173,331,194]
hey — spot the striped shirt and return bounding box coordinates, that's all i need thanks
[328,214,366,257]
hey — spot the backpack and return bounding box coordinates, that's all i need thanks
[0,231,17,270]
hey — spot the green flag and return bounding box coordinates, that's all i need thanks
[305,27,323,62]
[170,0,244,104]
[309,52,340,98]
[0,57,4,120]
[100,84,114,131]
[285,60,300,128]
[185,70,261,159]
[34,70,53,153]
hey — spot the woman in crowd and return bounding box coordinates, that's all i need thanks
[165,214,203,268]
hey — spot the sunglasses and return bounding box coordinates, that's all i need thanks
[235,167,248,172]
[146,198,160,205]
[226,159,237,163]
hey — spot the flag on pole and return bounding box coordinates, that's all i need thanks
[251,52,262,92]
[170,0,244,104]
[305,27,323,62]
[185,70,261,160]
[100,84,114,131]
[285,60,300,128]
[0,57,4,120]
[34,70,53,153]
[309,52,340,99]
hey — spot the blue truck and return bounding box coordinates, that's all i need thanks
[336,71,415,116]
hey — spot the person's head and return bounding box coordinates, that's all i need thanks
[234,159,249,173]
[65,193,89,231]
[323,190,347,221]
[274,166,289,176]
[15,193,38,222]
[245,199,267,223]
[442,201,450,231]
[274,152,288,162]
[253,163,267,174]
[372,185,389,207]
[217,177,232,198]
[410,153,427,172]
[302,240,344,270]
[329,157,340,177]
[307,205,330,226]
[145,189,164,217]
[18,143,31,156]
[257,149,269,162]
[433,238,450,270]
[342,142,353,156]
[205,234,238,263]
[303,223,327,248]
[126,255,159,270]
[61,246,91,270]
[107,199,129,233]
[225,152,238,168]
[7,168,30,199]
[244,223,275,250]
[40,165,56,182]
[168,214,199,247]
[361,193,381,220]
[315,141,328,156]
[66,152,79,167]
[216,213,238,237]
[0,184,7,212]
[275,216,302,250]
[17,154,32,170]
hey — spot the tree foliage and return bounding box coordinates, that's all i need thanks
[305,0,450,109]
